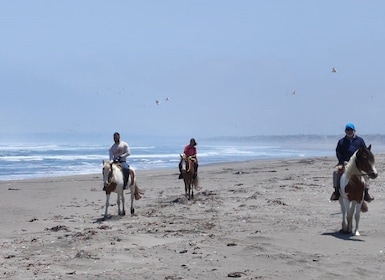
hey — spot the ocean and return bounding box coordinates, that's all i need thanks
[2,133,385,181]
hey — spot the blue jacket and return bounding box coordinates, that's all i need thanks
[336,135,366,165]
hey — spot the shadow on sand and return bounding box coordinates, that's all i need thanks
[322,231,365,242]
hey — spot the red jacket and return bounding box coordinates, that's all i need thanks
[184,145,198,163]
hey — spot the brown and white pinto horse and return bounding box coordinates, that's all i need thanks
[339,145,377,236]
[102,161,143,219]
[180,154,200,199]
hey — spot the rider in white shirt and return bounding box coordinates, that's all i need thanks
[109,132,130,188]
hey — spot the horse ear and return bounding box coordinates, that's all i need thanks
[368,144,372,151]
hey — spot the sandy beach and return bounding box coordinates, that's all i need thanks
[1,155,385,279]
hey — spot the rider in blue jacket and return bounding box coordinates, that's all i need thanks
[331,123,374,201]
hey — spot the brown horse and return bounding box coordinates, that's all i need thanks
[339,145,378,236]
[102,161,143,219]
[180,154,200,199]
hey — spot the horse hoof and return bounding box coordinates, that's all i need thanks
[131,208,135,215]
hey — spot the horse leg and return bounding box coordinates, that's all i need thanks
[184,180,188,197]
[347,203,355,234]
[121,190,126,216]
[116,191,125,216]
[187,180,192,200]
[130,183,135,215]
[339,198,348,233]
[116,192,121,215]
[191,181,194,199]
[354,203,361,236]
[104,193,111,219]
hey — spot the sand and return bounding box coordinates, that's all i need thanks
[1,156,385,279]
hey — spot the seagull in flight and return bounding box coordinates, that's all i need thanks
[332,67,337,73]
[155,100,160,105]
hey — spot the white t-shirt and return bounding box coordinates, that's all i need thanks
[109,141,130,161]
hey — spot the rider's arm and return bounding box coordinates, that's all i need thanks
[119,143,131,158]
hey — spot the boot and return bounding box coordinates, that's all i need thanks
[364,188,374,202]
[330,187,340,201]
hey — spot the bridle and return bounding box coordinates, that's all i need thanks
[355,147,376,178]
[104,162,115,186]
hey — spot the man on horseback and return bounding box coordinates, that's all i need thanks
[109,132,131,189]
[178,138,198,179]
[330,123,374,202]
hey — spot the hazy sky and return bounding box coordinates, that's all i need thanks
[1,1,385,139]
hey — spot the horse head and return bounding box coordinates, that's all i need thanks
[102,160,114,188]
[355,145,378,179]
[181,153,195,173]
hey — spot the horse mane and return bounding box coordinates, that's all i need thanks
[103,161,124,185]
[344,151,361,178]
[111,164,124,184]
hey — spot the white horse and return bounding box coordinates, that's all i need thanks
[102,160,143,219]
[339,145,377,236]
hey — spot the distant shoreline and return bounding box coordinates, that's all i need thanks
[0,156,339,184]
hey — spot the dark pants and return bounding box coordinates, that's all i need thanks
[120,161,130,188]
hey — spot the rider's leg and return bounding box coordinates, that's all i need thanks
[330,169,340,200]
[193,163,198,179]
[121,162,130,189]
[364,178,374,202]
[178,159,183,179]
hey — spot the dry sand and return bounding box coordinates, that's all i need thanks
[1,156,385,279]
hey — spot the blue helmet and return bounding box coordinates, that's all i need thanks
[345,123,355,130]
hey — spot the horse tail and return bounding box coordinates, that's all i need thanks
[129,168,135,187]
[193,176,202,191]
[128,168,143,200]
[134,182,144,200]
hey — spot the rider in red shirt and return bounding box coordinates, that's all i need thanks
[178,138,198,179]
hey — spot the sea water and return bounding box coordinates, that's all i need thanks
[1,133,385,181]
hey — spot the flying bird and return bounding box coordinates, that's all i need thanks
[291,90,296,95]
[332,67,337,73]
[165,97,170,101]
[155,100,160,105]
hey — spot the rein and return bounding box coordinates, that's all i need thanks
[107,163,115,185]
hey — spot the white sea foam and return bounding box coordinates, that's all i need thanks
[0,134,362,181]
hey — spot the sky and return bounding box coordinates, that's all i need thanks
[1,1,385,140]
